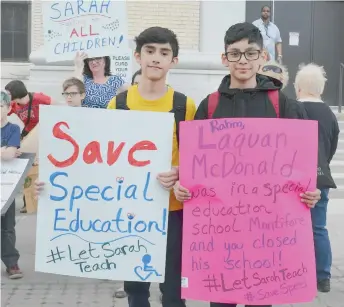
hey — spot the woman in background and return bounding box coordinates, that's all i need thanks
[295,63,339,293]
[74,52,127,108]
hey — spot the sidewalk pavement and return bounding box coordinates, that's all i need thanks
[1,198,344,307]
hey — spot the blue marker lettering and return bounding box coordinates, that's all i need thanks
[87,40,93,50]
[77,0,87,14]
[70,185,83,212]
[54,43,61,54]
[89,0,98,13]
[69,209,80,232]
[80,217,92,232]
[64,2,74,18]
[92,219,102,232]
[50,3,61,20]
[85,185,100,201]
[143,172,153,201]
[125,185,137,199]
[101,221,112,232]
[54,208,68,231]
[50,172,68,201]
[113,208,127,233]
[100,0,111,13]
[134,221,147,233]
[108,37,115,46]
[71,42,77,52]
[95,38,101,48]
[101,186,113,201]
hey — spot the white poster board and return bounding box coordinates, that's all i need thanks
[42,1,128,62]
[289,32,300,46]
[35,106,174,282]
[1,154,35,214]
[111,51,133,84]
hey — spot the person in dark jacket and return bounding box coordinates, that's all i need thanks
[173,22,321,307]
[295,63,340,293]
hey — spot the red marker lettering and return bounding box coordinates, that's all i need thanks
[128,140,157,167]
[83,141,103,164]
[107,141,125,166]
[47,122,79,168]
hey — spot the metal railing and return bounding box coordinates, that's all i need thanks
[339,63,344,113]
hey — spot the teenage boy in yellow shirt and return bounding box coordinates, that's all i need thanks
[107,27,196,307]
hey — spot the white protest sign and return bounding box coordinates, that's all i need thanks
[111,52,133,84]
[36,106,174,282]
[42,0,128,62]
[1,157,33,214]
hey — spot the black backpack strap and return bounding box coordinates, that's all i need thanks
[115,91,130,110]
[21,93,33,139]
[170,91,187,147]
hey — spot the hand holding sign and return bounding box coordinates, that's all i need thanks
[35,106,174,282]
[179,118,318,305]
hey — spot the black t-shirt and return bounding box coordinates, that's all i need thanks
[302,101,340,189]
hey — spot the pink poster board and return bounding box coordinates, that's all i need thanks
[179,118,318,305]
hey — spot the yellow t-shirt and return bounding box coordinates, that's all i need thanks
[107,85,196,211]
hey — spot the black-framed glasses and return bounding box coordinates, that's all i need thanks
[86,57,103,63]
[262,65,283,74]
[225,50,261,62]
[62,92,81,98]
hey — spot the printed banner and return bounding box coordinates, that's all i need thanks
[35,106,174,282]
[179,118,318,305]
[42,0,128,62]
[112,52,133,84]
[1,153,35,215]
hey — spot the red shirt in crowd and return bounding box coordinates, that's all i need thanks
[8,92,51,134]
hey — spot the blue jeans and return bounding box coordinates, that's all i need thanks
[1,200,20,268]
[311,188,332,280]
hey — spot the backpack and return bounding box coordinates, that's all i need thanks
[207,90,280,119]
[115,90,187,147]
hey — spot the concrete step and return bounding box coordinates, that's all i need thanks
[329,186,344,199]
[334,149,344,160]
[338,139,344,150]
[333,173,344,187]
[330,160,344,172]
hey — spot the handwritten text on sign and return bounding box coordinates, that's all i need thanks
[35,106,174,282]
[42,0,128,62]
[112,52,132,84]
[179,119,318,305]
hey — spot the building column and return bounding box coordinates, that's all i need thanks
[199,0,246,53]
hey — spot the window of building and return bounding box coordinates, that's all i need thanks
[1,1,31,62]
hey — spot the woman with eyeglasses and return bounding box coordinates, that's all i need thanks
[74,52,127,108]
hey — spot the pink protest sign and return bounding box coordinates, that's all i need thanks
[179,118,318,305]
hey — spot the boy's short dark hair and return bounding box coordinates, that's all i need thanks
[224,22,263,50]
[62,77,86,93]
[131,69,142,85]
[135,27,179,57]
[261,5,271,11]
[5,80,28,100]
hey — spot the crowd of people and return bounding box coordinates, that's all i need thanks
[1,19,340,307]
